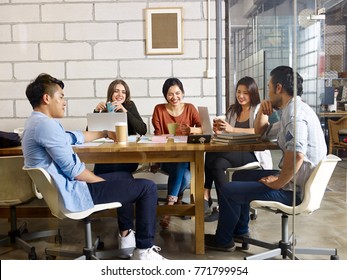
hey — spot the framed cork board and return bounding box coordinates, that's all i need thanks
[145,8,183,55]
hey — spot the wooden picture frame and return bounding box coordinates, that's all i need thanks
[145,7,183,55]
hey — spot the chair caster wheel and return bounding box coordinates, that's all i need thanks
[97,241,104,250]
[241,242,249,250]
[55,234,62,244]
[250,213,257,220]
[331,255,339,260]
[28,251,37,260]
[46,255,56,260]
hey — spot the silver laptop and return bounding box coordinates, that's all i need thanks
[87,112,127,131]
[187,106,213,144]
[198,106,213,135]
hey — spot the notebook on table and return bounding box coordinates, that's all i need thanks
[86,112,127,131]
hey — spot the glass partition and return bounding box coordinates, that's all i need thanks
[226,0,343,260]
[227,0,325,110]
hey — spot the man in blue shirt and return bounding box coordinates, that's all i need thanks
[205,66,327,252]
[22,73,166,260]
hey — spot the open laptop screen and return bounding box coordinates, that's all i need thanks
[86,112,127,131]
[197,106,213,135]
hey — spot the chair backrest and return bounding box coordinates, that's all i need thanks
[23,167,66,219]
[251,154,341,215]
[0,156,35,206]
[23,167,123,220]
[328,116,347,153]
[226,161,261,181]
[299,154,341,213]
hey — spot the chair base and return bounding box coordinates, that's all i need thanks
[242,214,339,260]
[45,243,135,260]
[0,207,61,260]
[45,218,134,260]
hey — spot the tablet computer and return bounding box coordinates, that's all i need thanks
[187,134,211,144]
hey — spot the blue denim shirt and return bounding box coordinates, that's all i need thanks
[22,111,94,212]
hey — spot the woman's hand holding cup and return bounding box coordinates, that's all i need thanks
[180,124,191,135]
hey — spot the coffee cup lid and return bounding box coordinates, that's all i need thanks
[115,122,127,126]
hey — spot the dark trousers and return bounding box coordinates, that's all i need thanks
[94,163,139,174]
[204,151,258,191]
[215,169,301,246]
[87,172,157,249]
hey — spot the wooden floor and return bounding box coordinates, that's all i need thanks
[1,151,347,260]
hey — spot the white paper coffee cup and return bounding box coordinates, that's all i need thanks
[215,115,226,121]
[115,122,127,144]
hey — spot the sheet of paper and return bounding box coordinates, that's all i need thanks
[92,138,114,143]
[73,142,103,147]
[128,135,138,143]
[172,136,188,143]
[137,135,168,144]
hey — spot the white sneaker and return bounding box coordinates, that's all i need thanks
[132,245,167,260]
[118,229,136,259]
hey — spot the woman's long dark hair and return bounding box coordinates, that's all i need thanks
[227,76,260,117]
[106,79,132,106]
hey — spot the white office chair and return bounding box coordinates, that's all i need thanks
[241,154,341,260]
[23,166,133,260]
[0,156,60,259]
[226,161,261,220]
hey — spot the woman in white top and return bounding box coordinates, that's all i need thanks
[204,76,272,221]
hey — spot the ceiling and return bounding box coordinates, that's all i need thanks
[323,0,347,25]
[228,0,347,25]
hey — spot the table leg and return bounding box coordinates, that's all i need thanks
[193,151,205,254]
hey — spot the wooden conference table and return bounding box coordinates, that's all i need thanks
[319,110,347,119]
[0,139,278,255]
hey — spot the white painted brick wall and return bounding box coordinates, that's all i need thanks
[68,99,103,117]
[64,80,95,98]
[119,22,144,40]
[42,4,93,22]
[94,41,144,59]
[0,44,38,62]
[66,23,117,41]
[67,61,118,79]
[0,0,222,133]
[120,60,172,78]
[15,100,32,118]
[14,62,65,80]
[0,5,39,23]
[173,60,207,77]
[41,43,92,60]
[95,3,146,21]
[0,100,13,117]
[13,24,64,42]
[0,64,12,80]
[0,81,28,99]
[0,25,11,42]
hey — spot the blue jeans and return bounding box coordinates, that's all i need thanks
[215,169,302,246]
[160,162,191,201]
[87,172,157,249]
